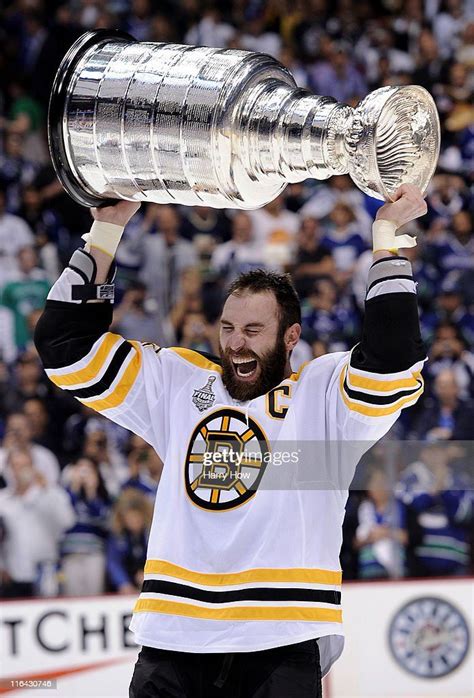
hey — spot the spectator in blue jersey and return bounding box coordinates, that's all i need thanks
[321,202,368,281]
[61,456,112,596]
[121,434,163,499]
[426,209,474,281]
[412,369,474,441]
[355,465,407,579]
[301,275,359,350]
[399,443,473,576]
[421,277,474,349]
[107,488,153,594]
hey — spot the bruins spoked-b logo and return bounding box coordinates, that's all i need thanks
[389,597,470,678]
[185,408,270,511]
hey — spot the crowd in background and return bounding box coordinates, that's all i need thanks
[0,0,473,598]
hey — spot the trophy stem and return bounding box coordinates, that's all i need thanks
[237,81,353,185]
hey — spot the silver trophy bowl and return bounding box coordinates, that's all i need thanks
[48,30,440,209]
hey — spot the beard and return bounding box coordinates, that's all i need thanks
[220,332,288,401]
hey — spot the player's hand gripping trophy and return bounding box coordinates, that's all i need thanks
[48,30,440,220]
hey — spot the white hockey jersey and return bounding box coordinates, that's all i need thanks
[36,253,425,676]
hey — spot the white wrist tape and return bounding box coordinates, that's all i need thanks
[81,220,125,257]
[372,219,417,253]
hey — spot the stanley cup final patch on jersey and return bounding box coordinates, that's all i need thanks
[192,376,216,412]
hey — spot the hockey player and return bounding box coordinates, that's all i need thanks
[35,184,427,697]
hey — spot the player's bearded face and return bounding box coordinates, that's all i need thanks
[220,328,288,401]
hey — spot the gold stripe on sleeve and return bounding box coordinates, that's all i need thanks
[80,341,142,411]
[346,368,422,393]
[49,333,122,387]
[340,367,423,417]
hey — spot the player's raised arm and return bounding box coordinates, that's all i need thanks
[33,201,168,451]
[336,185,428,435]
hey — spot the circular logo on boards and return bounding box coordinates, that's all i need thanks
[184,408,270,511]
[388,596,470,678]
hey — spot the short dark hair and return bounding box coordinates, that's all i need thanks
[226,269,301,330]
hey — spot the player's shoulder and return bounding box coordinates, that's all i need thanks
[139,342,222,375]
[294,351,349,382]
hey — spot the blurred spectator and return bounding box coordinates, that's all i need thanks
[1,246,50,349]
[423,322,474,400]
[309,41,368,103]
[0,131,38,214]
[23,397,62,455]
[0,448,75,598]
[301,275,358,350]
[180,206,231,243]
[135,205,198,312]
[399,443,473,576]
[0,411,60,486]
[426,173,466,223]
[421,279,474,348]
[111,280,172,346]
[240,8,281,58]
[0,183,34,282]
[2,350,51,414]
[427,209,474,281]
[123,0,153,41]
[292,216,334,298]
[19,184,62,281]
[184,3,236,48]
[248,195,299,268]
[82,427,128,498]
[4,74,47,163]
[0,304,17,365]
[107,488,153,594]
[321,202,367,276]
[122,434,163,497]
[61,456,112,596]
[355,466,407,579]
[180,311,215,353]
[300,176,372,240]
[411,28,448,93]
[432,0,466,59]
[210,212,266,284]
[412,369,474,441]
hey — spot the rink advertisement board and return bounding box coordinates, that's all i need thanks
[0,578,472,697]
[0,595,139,696]
[328,577,473,698]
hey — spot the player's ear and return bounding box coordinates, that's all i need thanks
[285,323,301,352]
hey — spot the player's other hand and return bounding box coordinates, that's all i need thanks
[91,200,141,227]
[375,184,427,229]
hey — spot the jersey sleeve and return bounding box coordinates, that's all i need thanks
[34,248,171,458]
[329,255,426,442]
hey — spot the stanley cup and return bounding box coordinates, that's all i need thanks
[48,30,440,209]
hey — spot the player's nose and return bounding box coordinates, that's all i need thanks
[228,332,246,352]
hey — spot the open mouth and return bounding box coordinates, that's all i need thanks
[232,357,259,380]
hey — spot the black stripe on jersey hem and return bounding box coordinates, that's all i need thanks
[343,372,422,405]
[68,341,133,398]
[367,274,414,293]
[141,580,341,605]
